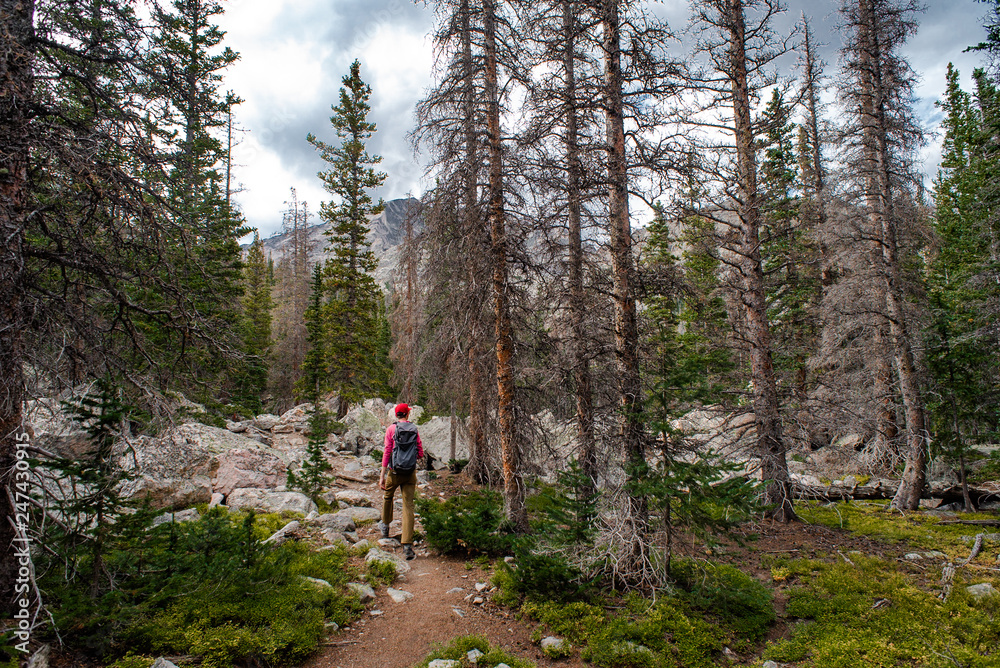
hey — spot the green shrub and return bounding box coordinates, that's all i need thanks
[365,559,398,587]
[107,654,155,668]
[497,542,593,604]
[416,490,515,555]
[448,458,469,473]
[415,634,533,668]
[671,559,776,643]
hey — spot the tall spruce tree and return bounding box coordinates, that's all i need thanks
[308,60,391,406]
[236,232,273,412]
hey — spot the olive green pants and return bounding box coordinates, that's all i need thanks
[382,469,417,545]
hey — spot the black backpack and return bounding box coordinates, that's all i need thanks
[390,421,419,473]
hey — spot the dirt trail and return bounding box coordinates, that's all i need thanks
[304,470,577,668]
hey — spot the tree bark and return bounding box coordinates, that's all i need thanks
[562,0,597,496]
[484,0,527,531]
[726,0,794,522]
[600,0,647,542]
[0,0,34,614]
[853,0,928,510]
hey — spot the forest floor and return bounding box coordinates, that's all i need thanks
[302,468,960,668]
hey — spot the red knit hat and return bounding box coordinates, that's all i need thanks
[394,403,410,417]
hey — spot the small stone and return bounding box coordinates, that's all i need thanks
[353,539,372,553]
[842,475,858,487]
[208,492,224,508]
[366,547,411,574]
[344,531,360,543]
[325,621,340,631]
[967,583,998,598]
[467,648,485,664]
[344,506,382,523]
[348,582,376,603]
[446,587,464,594]
[473,596,484,605]
[504,556,515,565]
[495,665,511,668]
[254,414,281,430]
[904,553,923,560]
[272,423,295,433]
[452,607,465,618]
[387,587,414,603]
[370,609,383,616]
[302,576,331,588]
[922,551,948,559]
[722,647,738,661]
[379,537,401,548]
[225,420,248,433]
[336,489,373,507]
[474,582,488,592]
[763,662,780,668]
[541,636,567,651]
[344,461,362,472]
[428,660,461,668]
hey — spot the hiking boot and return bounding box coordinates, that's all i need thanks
[377,520,389,538]
[404,544,415,561]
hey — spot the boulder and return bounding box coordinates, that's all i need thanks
[466,648,484,664]
[967,583,997,598]
[208,492,225,508]
[272,423,295,434]
[335,489,373,507]
[254,414,281,431]
[152,508,200,527]
[226,420,249,433]
[121,423,273,509]
[428,661,460,668]
[280,404,311,426]
[348,582,376,602]
[541,637,569,653]
[25,398,91,459]
[343,506,381,523]
[226,488,317,515]
[315,512,356,533]
[322,529,350,546]
[365,547,411,574]
[213,448,286,496]
[263,520,301,545]
[415,416,469,466]
[150,659,178,668]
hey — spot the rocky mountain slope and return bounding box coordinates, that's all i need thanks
[258,197,422,289]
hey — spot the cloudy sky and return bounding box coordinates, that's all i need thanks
[217,0,989,238]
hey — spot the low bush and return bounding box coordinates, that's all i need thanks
[36,508,362,667]
[416,490,515,555]
[415,634,534,668]
[670,559,776,643]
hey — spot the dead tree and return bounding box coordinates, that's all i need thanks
[685,0,796,522]
[838,0,929,510]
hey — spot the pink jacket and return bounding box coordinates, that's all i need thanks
[382,421,424,468]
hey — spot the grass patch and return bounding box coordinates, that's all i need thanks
[765,554,1000,667]
[366,559,398,587]
[414,634,533,668]
[797,501,994,560]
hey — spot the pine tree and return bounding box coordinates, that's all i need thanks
[236,232,273,413]
[300,263,327,402]
[927,64,1000,510]
[308,60,391,406]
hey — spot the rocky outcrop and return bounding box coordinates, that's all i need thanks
[225,488,317,515]
[119,423,289,509]
[213,448,287,496]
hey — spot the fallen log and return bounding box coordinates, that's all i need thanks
[792,481,1000,507]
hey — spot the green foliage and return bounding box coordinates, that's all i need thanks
[970,450,1000,483]
[669,560,776,643]
[448,458,469,473]
[287,405,333,500]
[234,232,273,413]
[528,461,600,545]
[365,559,398,587]
[416,491,516,556]
[521,597,724,668]
[627,455,759,577]
[765,555,1000,667]
[415,409,433,425]
[497,546,591,604]
[414,635,534,668]
[36,507,361,667]
[927,64,1000,471]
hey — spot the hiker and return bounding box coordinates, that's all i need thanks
[378,403,423,560]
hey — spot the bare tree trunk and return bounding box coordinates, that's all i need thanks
[852,0,927,510]
[0,0,34,614]
[457,0,492,484]
[562,0,597,495]
[600,0,647,542]
[727,0,794,522]
[484,0,527,531]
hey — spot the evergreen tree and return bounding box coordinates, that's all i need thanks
[307,60,391,406]
[236,232,273,412]
[147,0,249,399]
[300,263,327,402]
[927,64,1000,510]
